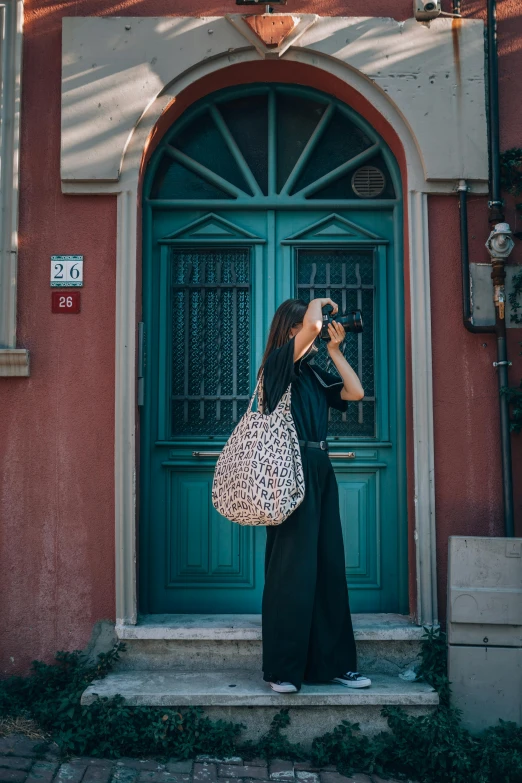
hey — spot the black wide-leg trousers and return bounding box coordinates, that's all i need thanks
[262,447,357,690]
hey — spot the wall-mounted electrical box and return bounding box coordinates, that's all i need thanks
[469,264,522,328]
[447,536,522,731]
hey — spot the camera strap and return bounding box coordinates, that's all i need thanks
[307,362,344,390]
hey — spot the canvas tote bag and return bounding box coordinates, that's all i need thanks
[211,375,305,526]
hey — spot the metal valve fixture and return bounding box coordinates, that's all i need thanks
[485,222,515,259]
[485,223,515,320]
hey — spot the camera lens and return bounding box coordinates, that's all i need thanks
[320,306,363,339]
[424,2,436,9]
[337,311,363,334]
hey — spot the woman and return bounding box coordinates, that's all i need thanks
[259,297,372,694]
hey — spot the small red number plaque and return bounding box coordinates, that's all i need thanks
[52,291,81,313]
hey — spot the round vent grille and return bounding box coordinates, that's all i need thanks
[351,166,386,198]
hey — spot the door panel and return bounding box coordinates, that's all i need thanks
[279,223,401,612]
[161,466,257,612]
[145,231,266,613]
[338,472,378,583]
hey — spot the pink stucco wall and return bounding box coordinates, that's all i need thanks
[429,194,522,620]
[1,0,521,674]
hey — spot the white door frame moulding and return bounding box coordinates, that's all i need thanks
[408,191,438,627]
[0,0,29,376]
[62,46,457,629]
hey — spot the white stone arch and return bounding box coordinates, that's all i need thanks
[61,19,488,627]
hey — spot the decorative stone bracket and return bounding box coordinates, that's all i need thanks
[226,13,317,58]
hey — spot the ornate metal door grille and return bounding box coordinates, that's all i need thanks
[296,248,375,437]
[170,248,251,437]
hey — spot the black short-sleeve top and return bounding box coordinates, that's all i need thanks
[261,336,348,442]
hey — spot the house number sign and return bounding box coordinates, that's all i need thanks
[51,291,81,313]
[50,255,83,287]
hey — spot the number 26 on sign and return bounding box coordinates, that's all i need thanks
[51,291,81,313]
[50,255,83,287]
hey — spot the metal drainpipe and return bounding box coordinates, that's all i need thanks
[486,220,515,538]
[486,0,515,537]
[458,181,495,334]
[458,0,515,536]
[486,0,504,225]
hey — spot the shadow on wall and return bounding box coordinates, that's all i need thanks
[26,0,422,35]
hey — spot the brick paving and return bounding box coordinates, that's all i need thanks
[0,736,417,783]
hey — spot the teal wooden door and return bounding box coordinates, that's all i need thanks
[140,85,407,615]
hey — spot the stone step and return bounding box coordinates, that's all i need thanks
[115,614,426,676]
[82,668,437,707]
[81,669,438,747]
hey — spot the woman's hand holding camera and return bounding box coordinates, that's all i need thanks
[318,298,338,315]
[326,320,346,355]
[325,321,365,401]
[302,298,337,337]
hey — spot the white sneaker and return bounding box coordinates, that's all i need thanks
[331,671,372,688]
[268,680,299,693]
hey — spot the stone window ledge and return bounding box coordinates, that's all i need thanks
[0,349,30,377]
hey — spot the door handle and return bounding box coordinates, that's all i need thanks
[137,322,145,407]
[193,450,356,458]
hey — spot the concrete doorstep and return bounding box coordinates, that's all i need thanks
[80,669,437,744]
[112,615,428,678]
[81,670,437,708]
[80,614,437,746]
[0,735,419,783]
[116,615,428,642]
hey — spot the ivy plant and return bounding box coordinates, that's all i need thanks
[2,629,522,783]
[500,147,522,196]
[497,151,522,433]
[500,268,522,433]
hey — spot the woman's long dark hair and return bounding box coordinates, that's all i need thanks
[257,298,308,378]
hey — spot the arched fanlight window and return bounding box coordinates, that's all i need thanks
[148,85,396,204]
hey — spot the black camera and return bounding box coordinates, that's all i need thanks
[320,304,363,340]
